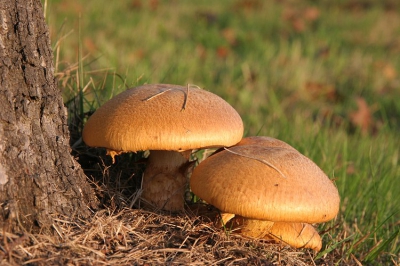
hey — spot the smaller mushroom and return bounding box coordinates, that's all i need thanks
[190,136,340,251]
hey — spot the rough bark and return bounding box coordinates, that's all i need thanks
[0,0,97,233]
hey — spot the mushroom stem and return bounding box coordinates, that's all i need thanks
[141,150,192,211]
[226,217,274,238]
[267,222,322,251]
[226,217,322,251]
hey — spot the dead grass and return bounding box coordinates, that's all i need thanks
[1,206,317,265]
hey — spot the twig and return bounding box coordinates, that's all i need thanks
[129,187,143,209]
[298,223,306,237]
[71,137,82,149]
[143,84,203,111]
[52,224,64,239]
[223,147,287,178]
[143,88,173,101]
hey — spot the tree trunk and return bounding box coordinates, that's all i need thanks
[0,0,97,233]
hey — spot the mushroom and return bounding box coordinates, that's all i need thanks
[82,84,243,211]
[190,136,340,251]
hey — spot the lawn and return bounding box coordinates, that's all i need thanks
[34,0,400,264]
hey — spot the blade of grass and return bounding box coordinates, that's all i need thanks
[363,228,399,263]
[314,234,355,260]
[78,14,84,132]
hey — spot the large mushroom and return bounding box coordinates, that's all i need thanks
[190,136,340,251]
[83,84,243,211]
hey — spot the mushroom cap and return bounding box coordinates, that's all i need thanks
[212,136,296,157]
[82,84,243,152]
[236,136,296,150]
[190,139,340,223]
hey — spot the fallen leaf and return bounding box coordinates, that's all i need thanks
[292,18,306,32]
[282,5,319,32]
[282,7,296,22]
[303,7,320,22]
[233,0,262,11]
[349,97,373,134]
[130,0,142,10]
[222,28,237,46]
[216,46,230,59]
[128,49,145,63]
[196,44,207,60]
[84,37,97,54]
[59,1,83,13]
[383,64,397,80]
[303,81,339,102]
[149,0,159,10]
[346,163,356,175]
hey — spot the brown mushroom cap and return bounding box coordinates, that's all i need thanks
[82,84,243,152]
[235,136,296,150]
[190,141,340,223]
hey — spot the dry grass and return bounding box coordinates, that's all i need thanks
[1,207,318,265]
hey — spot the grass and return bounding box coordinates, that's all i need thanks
[3,0,398,264]
[1,208,317,265]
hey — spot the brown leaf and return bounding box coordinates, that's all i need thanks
[346,163,356,175]
[149,0,159,10]
[233,0,262,11]
[282,6,319,32]
[59,1,83,13]
[383,64,397,80]
[84,37,97,54]
[374,61,397,80]
[282,7,296,22]
[130,0,142,10]
[349,97,373,134]
[222,28,237,46]
[196,44,207,60]
[292,18,306,32]
[216,46,230,58]
[128,49,145,63]
[303,7,320,22]
[304,81,339,102]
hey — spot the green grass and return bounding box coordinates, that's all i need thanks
[45,0,400,264]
